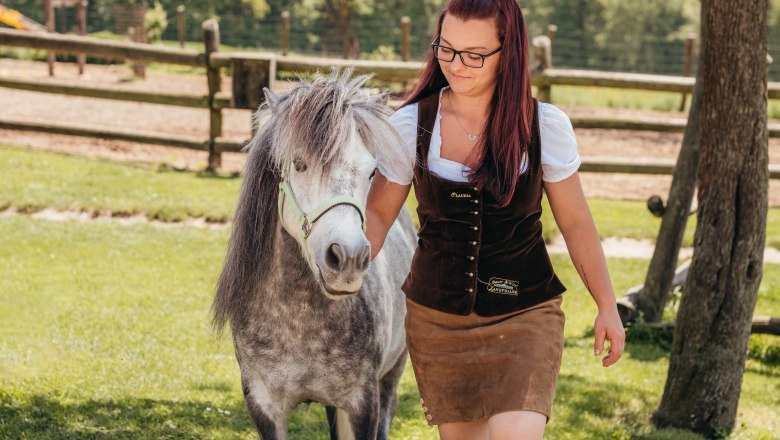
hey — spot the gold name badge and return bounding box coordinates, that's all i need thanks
[486,277,519,296]
[450,192,470,198]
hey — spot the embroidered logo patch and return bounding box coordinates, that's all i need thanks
[487,277,519,296]
[450,192,470,198]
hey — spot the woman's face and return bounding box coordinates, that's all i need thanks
[437,14,502,97]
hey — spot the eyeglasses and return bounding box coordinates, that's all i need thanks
[430,37,502,68]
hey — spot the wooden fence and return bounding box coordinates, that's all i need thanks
[0,25,778,178]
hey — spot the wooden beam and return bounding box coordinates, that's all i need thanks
[0,76,210,108]
[572,114,780,138]
[208,51,425,81]
[0,27,206,66]
[0,116,209,150]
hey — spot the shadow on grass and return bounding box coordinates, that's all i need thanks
[0,395,253,439]
[0,385,431,440]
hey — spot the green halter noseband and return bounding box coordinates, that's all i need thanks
[277,156,367,242]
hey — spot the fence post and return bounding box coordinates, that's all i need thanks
[77,0,87,75]
[177,5,186,48]
[547,24,557,53]
[401,16,410,62]
[532,35,552,102]
[679,33,696,112]
[131,3,147,78]
[203,19,222,171]
[281,10,290,56]
[44,0,54,76]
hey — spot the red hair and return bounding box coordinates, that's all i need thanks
[401,0,534,207]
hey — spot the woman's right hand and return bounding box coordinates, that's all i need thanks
[365,171,412,260]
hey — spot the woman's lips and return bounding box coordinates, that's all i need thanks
[451,73,471,79]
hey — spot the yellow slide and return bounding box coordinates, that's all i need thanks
[0,3,46,31]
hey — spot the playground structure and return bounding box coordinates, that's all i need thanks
[0,0,88,75]
[0,4,46,31]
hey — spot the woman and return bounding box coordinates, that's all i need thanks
[365,0,626,438]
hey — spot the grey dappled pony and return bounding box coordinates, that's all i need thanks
[213,67,417,440]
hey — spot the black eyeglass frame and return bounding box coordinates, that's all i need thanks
[430,36,502,68]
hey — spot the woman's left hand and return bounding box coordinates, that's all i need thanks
[593,309,625,367]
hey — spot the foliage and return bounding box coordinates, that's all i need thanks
[144,1,169,44]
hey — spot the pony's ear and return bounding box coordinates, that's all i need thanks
[263,87,280,112]
[378,89,390,106]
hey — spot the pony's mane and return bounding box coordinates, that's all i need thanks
[262,66,399,176]
[212,67,403,332]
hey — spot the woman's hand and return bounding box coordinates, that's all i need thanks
[593,309,625,367]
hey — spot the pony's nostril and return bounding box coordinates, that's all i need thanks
[355,244,371,271]
[326,243,345,271]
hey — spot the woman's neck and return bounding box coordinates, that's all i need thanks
[444,85,493,121]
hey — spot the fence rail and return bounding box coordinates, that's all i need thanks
[0,26,778,178]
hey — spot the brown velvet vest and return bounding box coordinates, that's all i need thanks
[400,89,567,316]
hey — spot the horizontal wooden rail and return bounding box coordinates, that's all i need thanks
[0,27,206,66]
[533,68,780,98]
[571,114,780,138]
[3,115,778,178]
[580,156,780,179]
[0,116,243,152]
[210,51,425,81]
[0,76,211,108]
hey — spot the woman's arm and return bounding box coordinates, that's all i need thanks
[366,171,412,260]
[543,171,625,367]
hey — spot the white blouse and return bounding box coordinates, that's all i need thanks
[378,85,581,185]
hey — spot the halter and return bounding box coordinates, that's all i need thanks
[277,156,367,244]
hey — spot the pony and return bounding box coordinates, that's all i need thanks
[212,67,417,440]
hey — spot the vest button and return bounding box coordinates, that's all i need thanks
[473,186,478,191]
[466,288,474,293]
[470,241,478,245]
[472,200,479,204]
[466,272,474,277]
[472,226,478,231]
[467,256,475,261]
[472,210,479,215]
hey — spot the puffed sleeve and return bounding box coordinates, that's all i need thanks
[376,102,418,185]
[539,103,581,182]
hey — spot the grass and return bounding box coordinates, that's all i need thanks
[0,145,240,223]
[1,215,778,439]
[3,144,779,249]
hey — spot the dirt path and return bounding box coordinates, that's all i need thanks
[2,58,780,206]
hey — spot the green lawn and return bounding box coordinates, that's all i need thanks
[0,215,778,439]
[0,145,240,223]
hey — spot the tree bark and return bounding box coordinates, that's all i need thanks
[651,0,769,437]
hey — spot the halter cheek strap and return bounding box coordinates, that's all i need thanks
[277,156,367,242]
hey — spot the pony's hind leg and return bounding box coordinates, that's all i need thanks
[242,376,288,440]
[377,349,408,440]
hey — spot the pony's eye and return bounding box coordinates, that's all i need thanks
[369,168,377,180]
[293,157,307,172]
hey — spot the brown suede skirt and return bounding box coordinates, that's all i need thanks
[404,293,566,426]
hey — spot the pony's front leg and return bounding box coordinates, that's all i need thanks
[349,384,381,440]
[242,376,289,440]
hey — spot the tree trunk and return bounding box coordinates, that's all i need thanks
[651,0,768,437]
[617,55,703,326]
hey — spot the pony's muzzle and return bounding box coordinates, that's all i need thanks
[325,242,371,274]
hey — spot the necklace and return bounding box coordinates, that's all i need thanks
[446,89,482,142]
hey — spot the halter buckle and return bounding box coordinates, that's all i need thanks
[301,217,313,239]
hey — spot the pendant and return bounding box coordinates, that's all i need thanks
[468,134,477,141]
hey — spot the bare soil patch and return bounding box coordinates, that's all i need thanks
[2,59,779,206]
